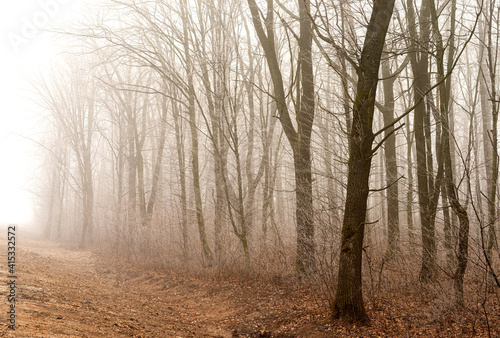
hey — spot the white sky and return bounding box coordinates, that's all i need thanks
[0,0,89,224]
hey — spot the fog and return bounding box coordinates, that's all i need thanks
[0,0,498,335]
[0,1,90,225]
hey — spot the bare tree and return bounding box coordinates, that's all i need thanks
[247,0,317,273]
[37,57,99,248]
[406,0,443,282]
[331,0,396,323]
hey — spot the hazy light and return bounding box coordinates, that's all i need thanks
[0,0,87,224]
[0,191,34,224]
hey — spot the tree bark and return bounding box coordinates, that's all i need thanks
[406,113,415,247]
[406,0,442,283]
[429,0,470,306]
[181,0,213,265]
[332,0,396,323]
[381,56,400,259]
[44,169,57,239]
[172,87,189,260]
[145,94,167,225]
[247,0,316,273]
[484,0,499,261]
[79,103,95,249]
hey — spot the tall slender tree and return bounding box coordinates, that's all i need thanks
[247,0,316,273]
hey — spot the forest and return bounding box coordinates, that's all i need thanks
[29,0,500,335]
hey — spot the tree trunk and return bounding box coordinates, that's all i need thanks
[429,0,470,306]
[145,94,168,225]
[172,88,189,260]
[79,146,94,249]
[296,0,316,273]
[57,162,66,240]
[246,0,316,273]
[135,97,148,226]
[196,2,227,262]
[127,109,137,232]
[442,182,455,269]
[261,102,278,246]
[381,56,400,259]
[332,0,396,323]
[484,0,499,261]
[44,169,57,239]
[406,0,441,283]
[406,114,415,248]
[181,0,213,265]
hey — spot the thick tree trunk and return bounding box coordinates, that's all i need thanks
[293,144,315,272]
[332,0,395,323]
[294,0,316,273]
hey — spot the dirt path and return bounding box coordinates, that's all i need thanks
[0,238,228,337]
[0,238,248,337]
[1,236,499,337]
[0,237,326,337]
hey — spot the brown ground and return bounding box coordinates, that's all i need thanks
[0,236,499,337]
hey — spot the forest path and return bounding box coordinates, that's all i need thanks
[0,237,323,337]
[2,236,497,337]
[0,238,229,337]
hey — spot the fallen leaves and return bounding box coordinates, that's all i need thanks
[0,238,498,337]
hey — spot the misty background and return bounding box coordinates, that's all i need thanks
[0,1,92,226]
